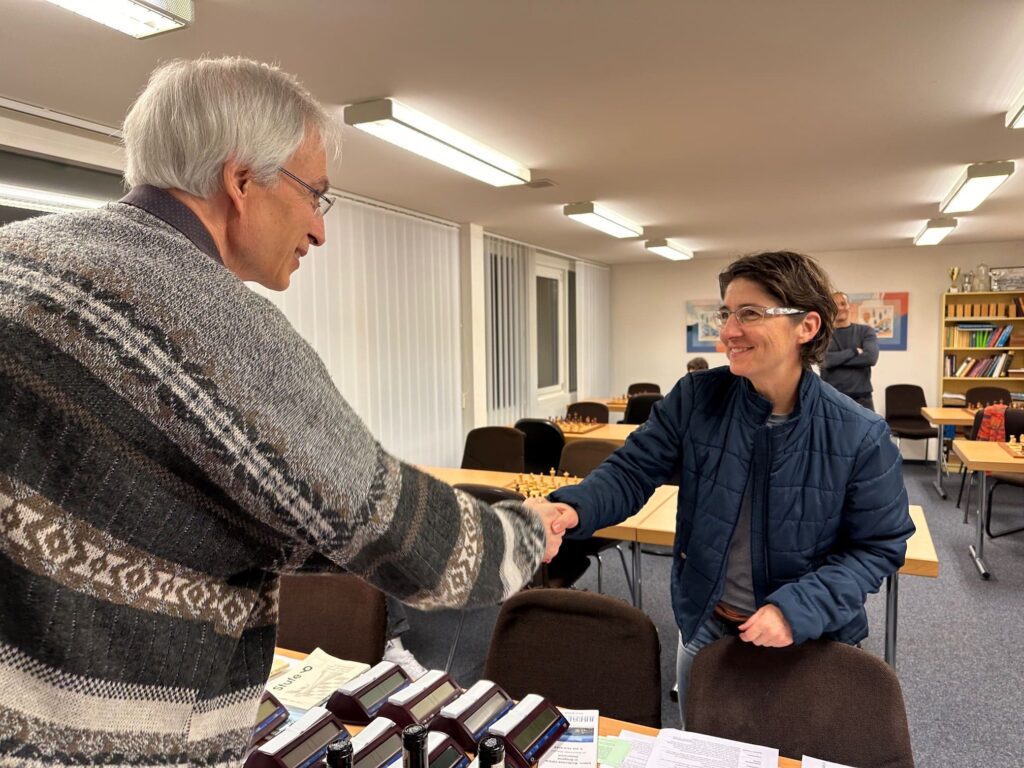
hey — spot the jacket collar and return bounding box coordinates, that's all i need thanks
[738,368,820,430]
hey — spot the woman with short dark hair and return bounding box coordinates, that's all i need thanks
[548,250,913,724]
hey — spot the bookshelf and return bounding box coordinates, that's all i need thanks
[940,291,1024,405]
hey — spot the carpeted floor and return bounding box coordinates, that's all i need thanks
[402,463,1024,768]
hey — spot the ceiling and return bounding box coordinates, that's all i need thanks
[3,0,1024,264]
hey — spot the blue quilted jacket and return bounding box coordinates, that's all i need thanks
[550,366,913,645]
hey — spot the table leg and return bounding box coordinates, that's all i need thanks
[884,572,898,668]
[969,471,991,579]
[931,424,947,499]
[632,541,643,609]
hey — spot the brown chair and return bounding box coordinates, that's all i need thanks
[277,573,387,664]
[621,393,662,425]
[884,385,935,461]
[983,407,1024,539]
[484,589,661,727]
[964,385,1012,407]
[461,426,525,472]
[514,418,565,474]
[566,401,610,423]
[557,439,619,477]
[627,382,661,396]
[686,637,913,768]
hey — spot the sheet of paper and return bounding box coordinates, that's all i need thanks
[647,728,777,768]
[802,757,858,768]
[267,647,370,711]
[539,709,599,768]
[617,731,655,768]
[269,654,295,679]
[597,736,632,768]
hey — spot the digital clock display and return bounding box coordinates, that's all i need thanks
[463,693,511,736]
[431,746,463,768]
[409,680,457,722]
[512,709,558,753]
[353,733,401,768]
[359,671,407,708]
[281,723,343,768]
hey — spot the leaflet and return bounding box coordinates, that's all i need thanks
[616,730,655,768]
[539,709,599,768]
[646,728,777,768]
[802,757,858,768]
[267,647,370,711]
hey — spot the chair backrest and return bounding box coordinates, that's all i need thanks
[884,384,927,420]
[277,573,387,664]
[622,393,663,425]
[627,382,661,396]
[484,589,661,727]
[513,418,566,474]
[964,385,1012,407]
[461,426,525,472]
[566,401,610,423]
[453,483,526,505]
[1005,407,1024,440]
[557,439,619,476]
[686,637,913,768]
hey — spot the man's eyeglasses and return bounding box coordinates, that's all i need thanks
[277,167,335,217]
[711,305,808,329]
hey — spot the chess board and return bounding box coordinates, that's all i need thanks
[999,442,1024,459]
[552,419,604,434]
[506,472,583,497]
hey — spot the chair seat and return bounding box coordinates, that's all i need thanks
[888,419,934,439]
[990,472,1024,487]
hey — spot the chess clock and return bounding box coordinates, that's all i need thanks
[245,705,350,768]
[432,680,515,751]
[377,670,462,728]
[424,730,471,768]
[249,689,290,747]
[350,717,404,768]
[327,661,412,724]
[486,694,568,768]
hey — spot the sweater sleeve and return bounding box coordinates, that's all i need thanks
[765,419,914,644]
[844,325,879,368]
[549,376,691,539]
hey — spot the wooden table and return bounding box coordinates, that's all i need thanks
[921,406,976,498]
[633,503,938,669]
[590,397,628,413]
[951,438,1024,579]
[422,466,677,606]
[562,422,638,446]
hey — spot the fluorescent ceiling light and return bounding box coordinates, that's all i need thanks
[939,161,1014,213]
[645,238,693,261]
[0,96,122,139]
[1006,89,1024,128]
[0,183,109,214]
[43,0,193,39]
[345,99,531,187]
[913,217,957,246]
[563,202,644,239]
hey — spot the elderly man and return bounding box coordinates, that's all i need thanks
[0,58,564,765]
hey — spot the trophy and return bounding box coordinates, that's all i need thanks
[947,266,960,293]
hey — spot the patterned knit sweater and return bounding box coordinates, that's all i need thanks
[0,203,545,766]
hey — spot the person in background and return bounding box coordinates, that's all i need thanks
[545,251,913,726]
[819,291,879,410]
[0,57,567,765]
[686,357,709,373]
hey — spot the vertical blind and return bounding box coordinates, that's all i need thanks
[576,261,612,398]
[484,235,531,425]
[251,197,463,466]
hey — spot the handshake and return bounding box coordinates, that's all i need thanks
[523,498,580,563]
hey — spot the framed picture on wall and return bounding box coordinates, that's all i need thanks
[685,299,726,353]
[846,292,909,351]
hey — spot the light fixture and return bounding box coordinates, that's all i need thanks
[344,99,531,187]
[644,238,693,261]
[939,161,1014,213]
[0,183,109,214]
[43,0,193,39]
[913,217,957,246]
[0,96,122,139]
[563,202,644,239]
[1006,89,1024,128]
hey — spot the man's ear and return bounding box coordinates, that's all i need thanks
[221,157,253,214]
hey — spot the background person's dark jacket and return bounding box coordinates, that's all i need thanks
[550,366,913,646]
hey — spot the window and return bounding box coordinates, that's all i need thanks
[536,273,560,389]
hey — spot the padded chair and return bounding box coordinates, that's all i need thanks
[484,589,661,727]
[884,384,935,461]
[686,637,913,768]
[956,408,986,518]
[461,426,525,472]
[566,401,610,423]
[514,418,565,474]
[552,440,632,595]
[983,407,1024,539]
[964,385,1012,407]
[277,573,387,664]
[627,382,661,396]
[621,393,662,425]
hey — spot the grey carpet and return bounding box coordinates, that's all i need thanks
[403,464,1024,768]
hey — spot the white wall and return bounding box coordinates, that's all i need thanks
[610,240,1024,458]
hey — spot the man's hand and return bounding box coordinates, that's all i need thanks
[737,604,794,647]
[523,499,580,563]
[856,347,863,355]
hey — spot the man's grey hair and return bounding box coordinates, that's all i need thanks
[123,57,341,198]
